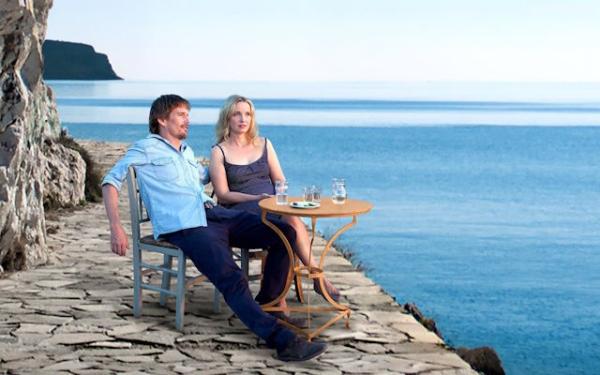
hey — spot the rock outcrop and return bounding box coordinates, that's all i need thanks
[42,40,122,80]
[0,0,86,273]
[456,346,506,375]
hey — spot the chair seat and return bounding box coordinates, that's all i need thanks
[140,235,179,249]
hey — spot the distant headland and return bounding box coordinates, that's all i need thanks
[42,40,122,80]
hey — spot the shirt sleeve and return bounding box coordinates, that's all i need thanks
[101,143,148,191]
[200,165,211,185]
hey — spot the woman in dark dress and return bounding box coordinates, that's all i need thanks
[209,95,340,305]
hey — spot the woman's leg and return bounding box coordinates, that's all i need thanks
[282,215,340,301]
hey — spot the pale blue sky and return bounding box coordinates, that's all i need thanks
[46,0,600,82]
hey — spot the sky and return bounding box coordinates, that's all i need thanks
[46,0,600,82]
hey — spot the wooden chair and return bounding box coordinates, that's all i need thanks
[126,167,266,330]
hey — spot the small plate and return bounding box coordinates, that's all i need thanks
[290,201,320,209]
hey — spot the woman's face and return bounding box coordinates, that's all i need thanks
[227,101,252,136]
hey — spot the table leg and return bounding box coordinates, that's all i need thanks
[259,210,296,311]
[316,215,357,309]
[293,254,304,303]
[260,209,360,341]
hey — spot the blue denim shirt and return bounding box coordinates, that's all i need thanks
[102,134,213,239]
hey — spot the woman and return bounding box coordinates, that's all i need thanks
[209,94,340,304]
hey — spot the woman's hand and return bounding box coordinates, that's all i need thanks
[257,193,272,200]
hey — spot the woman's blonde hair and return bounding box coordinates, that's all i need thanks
[216,95,258,143]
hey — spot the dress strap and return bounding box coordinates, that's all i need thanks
[213,144,226,163]
[263,137,269,160]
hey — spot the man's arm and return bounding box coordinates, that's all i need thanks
[101,143,146,256]
[103,184,129,256]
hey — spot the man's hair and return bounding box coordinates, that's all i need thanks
[149,94,190,134]
[215,94,258,143]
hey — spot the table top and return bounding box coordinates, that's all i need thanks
[259,196,372,218]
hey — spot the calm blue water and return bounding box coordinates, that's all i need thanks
[50,81,600,375]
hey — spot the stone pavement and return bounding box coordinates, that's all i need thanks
[0,141,477,374]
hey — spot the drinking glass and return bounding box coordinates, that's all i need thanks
[311,185,321,203]
[331,178,347,205]
[275,180,288,205]
[303,186,314,203]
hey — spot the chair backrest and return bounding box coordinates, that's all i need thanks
[126,166,149,244]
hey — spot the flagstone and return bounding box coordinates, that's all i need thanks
[41,359,94,371]
[0,302,22,310]
[34,280,81,288]
[398,352,473,369]
[41,333,113,345]
[175,334,219,343]
[87,341,133,348]
[223,349,280,366]
[1,356,50,370]
[348,342,388,354]
[384,342,448,354]
[75,348,163,357]
[15,323,56,334]
[0,349,35,362]
[106,322,156,336]
[178,347,227,362]
[116,330,180,347]
[173,365,198,374]
[115,355,157,363]
[157,349,190,363]
[73,303,125,312]
[391,322,444,344]
[36,289,87,299]
[214,334,257,346]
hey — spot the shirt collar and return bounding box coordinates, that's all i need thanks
[148,134,188,152]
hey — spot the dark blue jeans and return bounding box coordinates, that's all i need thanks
[162,205,296,349]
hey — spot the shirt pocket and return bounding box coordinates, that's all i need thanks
[150,157,179,181]
[186,158,202,180]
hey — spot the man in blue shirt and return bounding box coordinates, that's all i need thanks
[102,94,326,361]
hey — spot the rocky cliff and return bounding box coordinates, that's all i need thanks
[0,0,86,273]
[43,40,122,80]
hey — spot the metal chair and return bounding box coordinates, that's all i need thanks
[126,167,266,330]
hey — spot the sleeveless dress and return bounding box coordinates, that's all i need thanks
[214,138,276,216]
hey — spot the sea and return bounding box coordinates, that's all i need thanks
[48,80,600,375]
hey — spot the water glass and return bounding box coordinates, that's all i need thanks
[275,180,288,205]
[311,185,321,203]
[332,178,347,205]
[303,186,314,203]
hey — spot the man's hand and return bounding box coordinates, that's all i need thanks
[103,184,128,256]
[258,193,272,200]
[110,224,129,256]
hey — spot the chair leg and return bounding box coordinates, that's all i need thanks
[213,288,221,313]
[175,252,186,331]
[294,254,305,303]
[132,246,142,318]
[241,248,250,279]
[160,254,173,306]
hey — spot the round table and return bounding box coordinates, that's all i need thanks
[259,196,372,340]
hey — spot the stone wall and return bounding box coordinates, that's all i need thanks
[0,0,86,273]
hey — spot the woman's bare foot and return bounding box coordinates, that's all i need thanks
[313,278,340,302]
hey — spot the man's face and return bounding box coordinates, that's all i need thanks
[158,105,190,141]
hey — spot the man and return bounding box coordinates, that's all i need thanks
[102,94,326,361]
